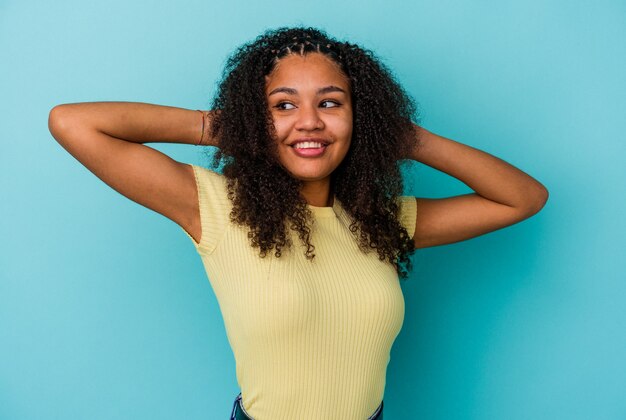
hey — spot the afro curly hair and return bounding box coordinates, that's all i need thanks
[207,26,422,279]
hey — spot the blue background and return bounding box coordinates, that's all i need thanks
[1,1,625,419]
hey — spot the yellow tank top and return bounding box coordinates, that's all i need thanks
[181,164,417,420]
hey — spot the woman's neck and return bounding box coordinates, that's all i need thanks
[300,180,333,207]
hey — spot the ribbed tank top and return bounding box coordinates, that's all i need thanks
[181,164,417,420]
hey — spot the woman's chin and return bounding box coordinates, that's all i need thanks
[291,174,330,183]
[283,167,333,181]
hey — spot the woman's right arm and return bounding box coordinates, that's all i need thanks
[48,101,216,244]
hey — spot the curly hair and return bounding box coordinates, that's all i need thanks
[206,26,421,279]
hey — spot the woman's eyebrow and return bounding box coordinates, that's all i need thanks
[268,85,347,96]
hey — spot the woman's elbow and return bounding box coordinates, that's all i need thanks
[525,184,549,215]
[48,104,75,141]
[48,105,64,134]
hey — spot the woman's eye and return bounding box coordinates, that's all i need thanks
[320,100,340,108]
[275,102,295,110]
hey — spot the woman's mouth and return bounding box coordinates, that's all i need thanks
[290,141,328,157]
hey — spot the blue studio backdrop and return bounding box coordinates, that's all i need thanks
[1,1,625,419]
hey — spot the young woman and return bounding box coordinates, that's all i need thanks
[48,26,548,420]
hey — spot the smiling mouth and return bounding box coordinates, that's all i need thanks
[292,141,326,149]
[289,141,328,157]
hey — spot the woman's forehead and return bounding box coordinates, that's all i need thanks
[265,53,349,92]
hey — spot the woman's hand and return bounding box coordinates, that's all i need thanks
[406,125,548,249]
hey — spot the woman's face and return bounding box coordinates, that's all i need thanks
[265,52,353,187]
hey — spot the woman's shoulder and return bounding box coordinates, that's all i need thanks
[181,164,231,255]
[188,164,224,178]
[186,164,231,211]
[187,164,228,189]
[395,195,417,239]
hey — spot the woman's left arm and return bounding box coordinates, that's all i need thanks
[406,125,549,249]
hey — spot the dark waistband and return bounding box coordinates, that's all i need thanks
[230,393,383,420]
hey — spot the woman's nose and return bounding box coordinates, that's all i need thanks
[294,104,324,131]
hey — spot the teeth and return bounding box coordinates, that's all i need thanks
[293,141,324,149]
